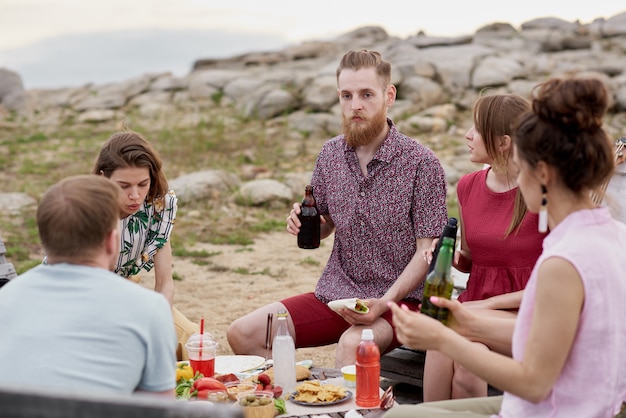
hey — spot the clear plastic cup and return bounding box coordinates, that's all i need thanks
[185,332,218,377]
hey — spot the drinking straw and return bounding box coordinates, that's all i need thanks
[199,317,205,358]
[264,312,273,360]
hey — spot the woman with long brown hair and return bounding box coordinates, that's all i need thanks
[94,130,198,360]
[424,94,547,401]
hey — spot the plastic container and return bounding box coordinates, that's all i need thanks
[225,381,257,402]
[355,329,380,407]
[237,392,275,418]
[341,364,356,388]
[185,332,218,377]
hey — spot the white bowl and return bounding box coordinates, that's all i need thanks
[341,364,356,388]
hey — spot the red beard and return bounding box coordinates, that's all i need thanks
[343,106,388,148]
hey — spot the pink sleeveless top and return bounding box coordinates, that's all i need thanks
[498,208,626,417]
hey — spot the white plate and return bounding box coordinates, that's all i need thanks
[327,298,369,314]
[214,355,266,374]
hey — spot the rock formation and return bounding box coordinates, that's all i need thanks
[1,12,626,210]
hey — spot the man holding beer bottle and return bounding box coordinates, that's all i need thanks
[227,49,448,367]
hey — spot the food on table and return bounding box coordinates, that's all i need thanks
[225,381,258,401]
[354,299,369,313]
[176,362,194,383]
[214,373,240,383]
[193,376,227,392]
[175,370,202,399]
[290,380,347,404]
[264,365,310,383]
[247,372,283,398]
[197,389,229,402]
[257,373,271,387]
[237,392,276,418]
[238,393,273,407]
[191,376,229,402]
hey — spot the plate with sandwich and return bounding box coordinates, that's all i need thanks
[327,298,369,314]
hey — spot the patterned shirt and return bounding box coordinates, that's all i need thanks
[115,191,177,278]
[312,119,448,303]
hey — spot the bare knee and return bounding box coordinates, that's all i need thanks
[336,328,362,367]
[336,321,392,368]
[226,317,249,354]
[423,351,454,402]
[451,362,487,399]
[227,302,286,355]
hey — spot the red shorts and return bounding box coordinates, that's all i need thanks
[281,292,421,355]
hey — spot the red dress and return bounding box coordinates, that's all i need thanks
[456,168,546,302]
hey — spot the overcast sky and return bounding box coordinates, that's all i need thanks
[1,0,625,88]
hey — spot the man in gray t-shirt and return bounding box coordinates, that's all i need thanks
[0,175,176,396]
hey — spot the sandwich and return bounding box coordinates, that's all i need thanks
[327,298,370,314]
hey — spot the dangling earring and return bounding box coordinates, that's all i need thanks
[538,184,548,233]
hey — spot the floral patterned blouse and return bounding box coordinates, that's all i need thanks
[115,191,177,278]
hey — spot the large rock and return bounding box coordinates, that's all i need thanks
[169,170,240,203]
[601,11,626,37]
[3,11,626,145]
[0,193,36,215]
[0,68,25,111]
[472,56,526,88]
[238,179,293,206]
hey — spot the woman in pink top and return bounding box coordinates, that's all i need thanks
[386,76,626,417]
[424,94,546,401]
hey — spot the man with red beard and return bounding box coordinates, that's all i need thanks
[227,49,448,367]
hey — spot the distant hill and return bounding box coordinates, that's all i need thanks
[0,28,290,89]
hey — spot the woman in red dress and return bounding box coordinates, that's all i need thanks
[424,94,547,401]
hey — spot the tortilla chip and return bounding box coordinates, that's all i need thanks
[291,380,347,403]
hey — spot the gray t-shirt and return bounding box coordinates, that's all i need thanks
[0,263,176,394]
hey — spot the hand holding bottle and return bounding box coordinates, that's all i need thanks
[387,300,451,351]
[425,218,457,273]
[424,239,462,267]
[285,202,327,235]
[421,236,455,324]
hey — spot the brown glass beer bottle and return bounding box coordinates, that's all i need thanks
[297,185,320,249]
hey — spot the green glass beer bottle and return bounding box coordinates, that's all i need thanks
[421,236,455,324]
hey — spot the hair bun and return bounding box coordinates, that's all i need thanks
[532,77,608,132]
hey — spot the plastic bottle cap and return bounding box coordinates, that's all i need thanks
[361,329,374,340]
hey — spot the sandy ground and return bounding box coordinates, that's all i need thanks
[140,231,338,368]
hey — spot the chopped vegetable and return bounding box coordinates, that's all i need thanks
[274,398,287,414]
[176,371,203,399]
[176,362,194,383]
